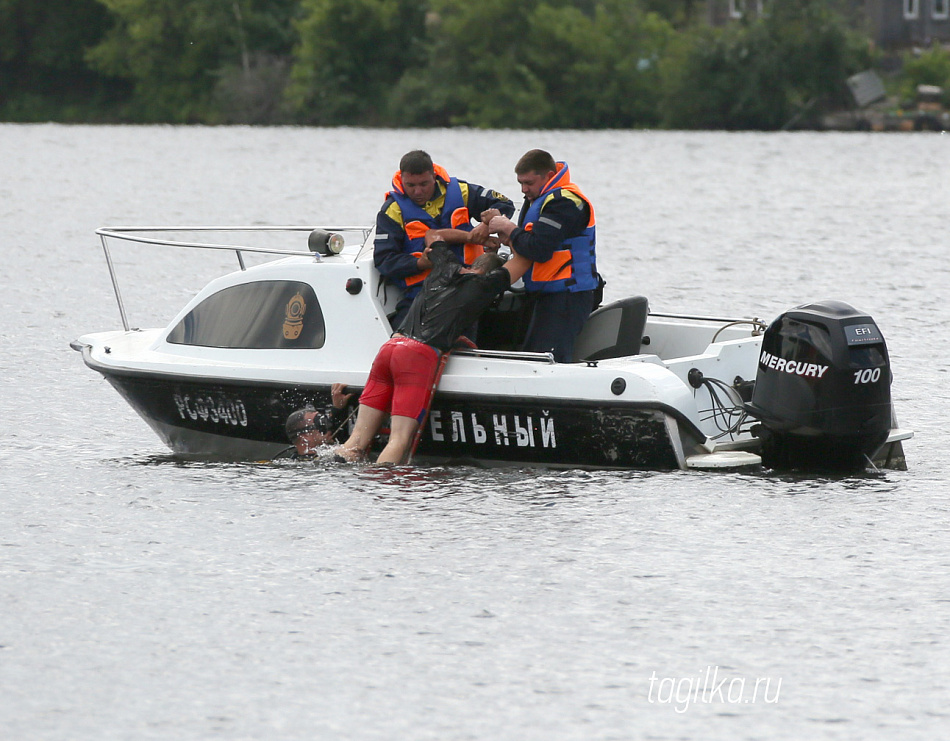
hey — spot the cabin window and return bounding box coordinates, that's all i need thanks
[904,0,920,19]
[934,0,949,19]
[167,280,326,349]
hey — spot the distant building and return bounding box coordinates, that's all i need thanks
[704,1,950,49]
[705,0,765,25]
[864,0,950,47]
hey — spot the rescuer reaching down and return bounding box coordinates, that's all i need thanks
[487,149,602,363]
[374,149,515,329]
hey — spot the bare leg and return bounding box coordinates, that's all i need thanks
[336,404,387,461]
[375,414,419,465]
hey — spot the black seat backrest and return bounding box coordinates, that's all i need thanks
[476,291,534,351]
[572,296,649,362]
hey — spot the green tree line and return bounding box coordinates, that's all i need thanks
[1,0,946,128]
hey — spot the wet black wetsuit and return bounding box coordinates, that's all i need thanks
[397,241,511,352]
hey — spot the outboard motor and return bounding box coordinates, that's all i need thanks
[746,300,892,471]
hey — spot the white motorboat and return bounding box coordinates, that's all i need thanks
[71,226,912,472]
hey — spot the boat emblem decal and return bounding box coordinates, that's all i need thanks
[283,292,307,340]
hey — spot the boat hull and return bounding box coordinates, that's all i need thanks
[98,368,695,469]
[415,392,686,469]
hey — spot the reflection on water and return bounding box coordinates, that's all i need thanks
[1,125,947,740]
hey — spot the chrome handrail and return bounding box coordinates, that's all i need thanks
[96,225,373,331]
[454,348,557,364]
[97,225,371,257]
[648,311,762,324]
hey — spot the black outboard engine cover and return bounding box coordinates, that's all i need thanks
[746,300,892,471]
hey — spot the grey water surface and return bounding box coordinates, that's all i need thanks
[1,124,948,740]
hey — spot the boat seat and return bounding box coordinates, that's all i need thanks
[477,290,534,352]
[572,295,649,362]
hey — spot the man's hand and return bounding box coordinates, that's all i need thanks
[489,214,516,243]
[480,208,502,225]
[467,221,491,244]
[331,383,354,409]
[424,229,443,247]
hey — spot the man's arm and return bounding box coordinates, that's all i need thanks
[490,195,589,263]
[374,204,431,277]
[422,234,461,269]
[327,383,356,431]
[427,227,485,245]
[462,182,514,246]
[502,254,533,284]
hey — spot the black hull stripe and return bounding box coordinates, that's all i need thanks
[86,359,706,469]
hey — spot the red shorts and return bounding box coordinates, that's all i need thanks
[360,337,440,423]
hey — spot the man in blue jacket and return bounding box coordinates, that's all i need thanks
[488,149,601,363]
[374,150,515,327]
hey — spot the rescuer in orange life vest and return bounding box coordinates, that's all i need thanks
[374,150,515,328]
[488,149,602,363]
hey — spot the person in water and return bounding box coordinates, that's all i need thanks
[374,149,515,328]
[337,231,533,465]
[282,383,357,459]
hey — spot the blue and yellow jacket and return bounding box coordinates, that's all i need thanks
[513,162,598,294]
[374,164,514,295]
